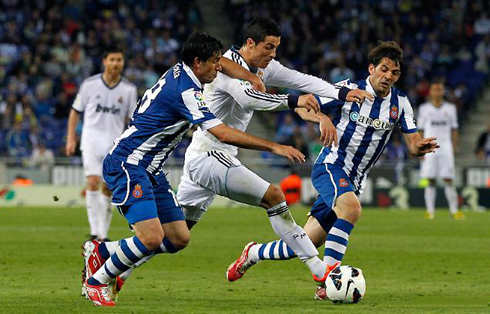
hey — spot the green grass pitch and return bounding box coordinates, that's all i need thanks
[0,205,489,313]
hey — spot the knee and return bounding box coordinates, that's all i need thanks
[171,229,190,250]
[339,204,362,224]
[140,231,164,251]
[86,176,100,191]
[261,185,286,209]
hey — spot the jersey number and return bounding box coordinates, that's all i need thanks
[138,78,166,113]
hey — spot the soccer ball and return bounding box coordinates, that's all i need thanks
[325,265,366,304]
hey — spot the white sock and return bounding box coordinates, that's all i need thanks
[266,202,322,276]
[99,194,113,239]
[85,190,101,237]
[424,186,436,214]
[444,184,458,214]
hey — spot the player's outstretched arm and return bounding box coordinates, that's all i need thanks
[208,123,305,163]
[403,132,440,156]
[220,57,266,92]
[65,109,80,156]
[295,108,338,147]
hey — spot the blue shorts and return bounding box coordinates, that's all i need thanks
[310,163,355,231]
[103,154,184,225]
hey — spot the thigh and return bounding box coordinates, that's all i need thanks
[438,152,455,179]
[153,174,185,225]
[311,163,355,209]
[177,171,216,219]
[82,148,105,177]
[187,151,270,206]
[420,153,437,179]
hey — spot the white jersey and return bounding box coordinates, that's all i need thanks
[185,47,346,159]
[72,73,138,151]
[417,101,458,153]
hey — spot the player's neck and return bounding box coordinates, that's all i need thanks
[102,72,122,88]
[431,99,443,107]
[238,47,255,69]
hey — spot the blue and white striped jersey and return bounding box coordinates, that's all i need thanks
[109,63,221,175]
[315,77,417,194]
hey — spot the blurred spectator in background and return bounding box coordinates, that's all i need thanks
[280,170,302,206]
[30,142,55,172]
[476,124,490,163]
[6,121,33,162]
[275,113,297,145]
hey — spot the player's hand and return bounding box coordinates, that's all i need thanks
[271,144,306,164]
[248,75,266,93]
[346,89,374,104]
[65,138,76,156]
[416,137,439,155]
[298,94,320,113]
[319,115,338,147]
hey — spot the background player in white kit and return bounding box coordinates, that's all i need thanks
[418,81,463,220]
[66,46,138,240]
[176,17,372,282]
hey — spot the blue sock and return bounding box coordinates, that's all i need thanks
[324,219,354,265]
[155,237,179,254]
[98,243,111,260]
[87,277,102,286]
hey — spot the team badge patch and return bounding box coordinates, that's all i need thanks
[194,91,204,102]
[132,184,143,198]
[339,178,349,187]
[118,96,123,103]
[390,105,398,119]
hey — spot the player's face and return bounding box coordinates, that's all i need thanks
[368,57,401,97]
[103,52,124,76]
[248,36,280,68]
[429,83,444,103]
[199,54,222,84]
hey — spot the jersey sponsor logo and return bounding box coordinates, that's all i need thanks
[390,105,398,119]
[431,120,448,126]
[349,111,394,130]
[132,184,143,198]
[95,104,121,115]
[339,178,349,187]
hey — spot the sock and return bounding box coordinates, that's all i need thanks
[424,185,436,215]
[97,237,133,260]
[86,190,101,237]
[444,184,458,214]
[266,202,324,277]
[99,194,113,239]
[324,219,354,266]
[92,236,151,285]
[249,240,296,262]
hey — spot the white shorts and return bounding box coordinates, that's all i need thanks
[177,150,270,222]
[420,150,455,180]
[82,146,112,177]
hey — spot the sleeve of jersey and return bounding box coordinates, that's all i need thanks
[180,88,222,131]
[451,105,459,129]
[127,86,138,119]
[316,95,346,114]
[223,75,290,111]
[399,98,418,133]
[264,60,349,100]
[71,82,86,113]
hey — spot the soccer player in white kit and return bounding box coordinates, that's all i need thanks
[66,46,138,240]
[418,81,463,220]
[176,17,373,282]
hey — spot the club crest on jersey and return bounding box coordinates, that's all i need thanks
[339,178,349,187]
[390,106,398,119]
[132,184,143,198]
[257,70,264,80]
[194,91,204,102]
[118,96,123,104]
[349,111,394,130]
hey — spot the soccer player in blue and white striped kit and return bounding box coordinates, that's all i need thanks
[81,32,312,307]
[227,41,440,299]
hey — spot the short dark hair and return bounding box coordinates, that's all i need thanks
[368,41,404,68]
[181,31,223,66]
[243,17,281,45]
[102,46,124,59]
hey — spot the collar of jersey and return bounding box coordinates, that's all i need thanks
[366,76,392,100]
[230,46,256,73]
[182,63,202,89]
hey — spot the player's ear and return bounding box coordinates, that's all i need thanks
[193,57,202,69]
[246,38,256,49]
[368,63,375,75]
